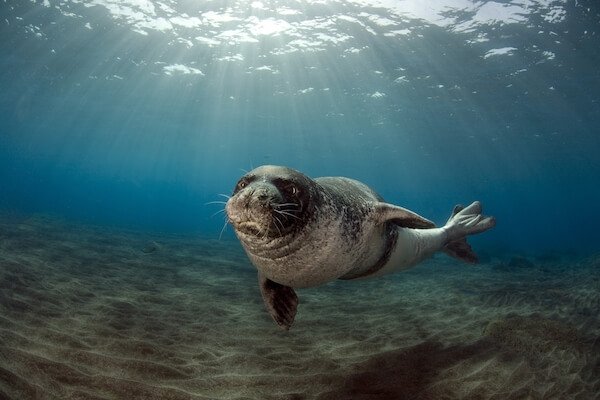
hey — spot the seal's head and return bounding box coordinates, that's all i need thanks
[226,165,317,240]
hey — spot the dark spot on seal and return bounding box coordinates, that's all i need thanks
[341,205,370,242]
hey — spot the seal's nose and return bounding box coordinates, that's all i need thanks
[254,191,272,210]
[240,187,268,209]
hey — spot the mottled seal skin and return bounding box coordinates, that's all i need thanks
[226,165,495,330]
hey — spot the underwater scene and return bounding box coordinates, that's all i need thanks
[1,0,599,399]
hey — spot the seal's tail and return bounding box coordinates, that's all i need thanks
[442,201,495,263]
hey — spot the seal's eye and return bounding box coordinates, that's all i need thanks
[237,179,249,190]
[286,184,298,196]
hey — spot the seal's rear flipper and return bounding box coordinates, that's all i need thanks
[443,201,495,264]
[444,239,478,263]
[259,273,298,330]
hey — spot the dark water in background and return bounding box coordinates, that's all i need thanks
[0,0,599,255]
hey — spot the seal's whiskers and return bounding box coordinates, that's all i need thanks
[272,216,284,236]
[273,202,300,209]
[206,199,228,219]
[274,209,301,220]
[211,209,226,218]
[218,220,229,240]
[206,200,228,205]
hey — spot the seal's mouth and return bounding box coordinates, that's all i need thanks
[229,202,304,239]
[236,221,265,236]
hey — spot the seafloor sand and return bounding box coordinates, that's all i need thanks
[0,215,598,400]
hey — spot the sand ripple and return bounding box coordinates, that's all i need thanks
[0,215,598,399]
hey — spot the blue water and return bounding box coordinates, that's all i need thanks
[1,0,599,255]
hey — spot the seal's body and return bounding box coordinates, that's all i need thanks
[226,165,495,329]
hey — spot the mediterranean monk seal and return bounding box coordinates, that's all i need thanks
[225,165,496,330]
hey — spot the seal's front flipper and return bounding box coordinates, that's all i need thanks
[443,201,496,264]
[374,202,435,229]
[258,274,298,330]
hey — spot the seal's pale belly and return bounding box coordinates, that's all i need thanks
[248,212,388,288]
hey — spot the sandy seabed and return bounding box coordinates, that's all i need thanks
[0,215,598,400]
